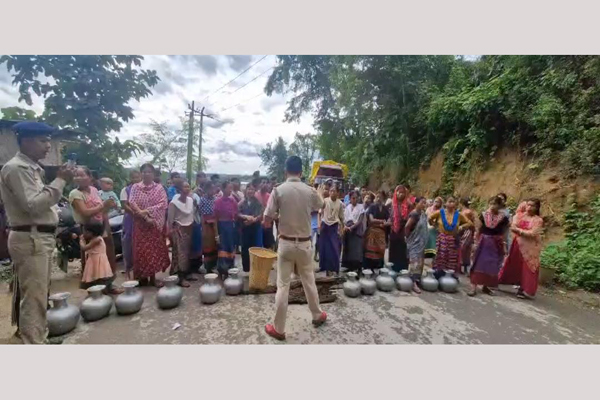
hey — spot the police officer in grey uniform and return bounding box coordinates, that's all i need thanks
[263,156,327,341]
[0,121,74,344]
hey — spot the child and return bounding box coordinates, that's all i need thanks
[80,223,122,294]
[99,177,121,219]
[98,178,121,207]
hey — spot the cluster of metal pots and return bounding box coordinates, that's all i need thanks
[46,267,245,338]
[342,265,460,298]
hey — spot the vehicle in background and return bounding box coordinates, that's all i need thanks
[309,160,349,193]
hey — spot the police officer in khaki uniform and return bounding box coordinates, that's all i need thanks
[263,156,327,341]
[0,121,74,344]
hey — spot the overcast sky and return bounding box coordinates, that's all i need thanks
[0,55,314,175]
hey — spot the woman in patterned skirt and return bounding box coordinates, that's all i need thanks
[199,181,219,273]
[238,185,264,273]
[428,196,473,278]
[167,181,195,287]
[405,197,429,293]
[364,191,391,271]
[214,181,239,278]
[389,185,412,272]
[467,196,509,296]
[424,197,443,261]
[128,163,170,287]
[459,197,476,275]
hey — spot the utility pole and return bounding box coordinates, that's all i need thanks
[185,102,219,182]
[186,101,195,183]
[198,106,205,172]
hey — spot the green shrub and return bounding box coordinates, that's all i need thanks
[541,195,600,291]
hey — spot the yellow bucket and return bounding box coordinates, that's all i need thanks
[249,247,278,290]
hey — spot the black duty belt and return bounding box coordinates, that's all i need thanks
[11,225,57,234]
[279,235,311,242]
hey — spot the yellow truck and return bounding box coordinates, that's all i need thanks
[309,160,349,192]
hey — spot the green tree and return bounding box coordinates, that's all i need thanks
[265,55,600,186]
[140,119,207,174]
[0,55,160,185]
[289,132,318,177]
[265,55,455,184]
[259,136,288,182]
[0,106,37,120]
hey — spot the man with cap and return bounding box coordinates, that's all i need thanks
[263,155,327,341]
[0,121,74,344]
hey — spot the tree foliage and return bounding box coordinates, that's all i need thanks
[258,136,288,182]
[140,119,207,174]
[265,55,600,187]
[0,106,37,120]
[0,55,160,186]
[289,132,318,177]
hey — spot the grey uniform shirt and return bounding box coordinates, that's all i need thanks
[264,177,323,238]
[0,152,66,227]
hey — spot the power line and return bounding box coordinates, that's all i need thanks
[226,66,274,96]
[200,55,269,104]
[220,92,265,112]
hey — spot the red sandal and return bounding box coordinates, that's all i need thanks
[265,324,286,341]
[312,311,328,327]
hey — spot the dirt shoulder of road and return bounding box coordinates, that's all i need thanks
[540,285,600,310]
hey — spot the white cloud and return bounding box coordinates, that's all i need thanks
[0,55,315,175]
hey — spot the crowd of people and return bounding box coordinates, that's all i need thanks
[0,122,547,344]
[74,165,284,292]
[309,183,544,300]
[70,163,546,303]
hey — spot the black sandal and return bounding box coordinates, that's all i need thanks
[482,286,495,296]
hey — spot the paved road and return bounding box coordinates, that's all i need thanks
[2,258,599,344]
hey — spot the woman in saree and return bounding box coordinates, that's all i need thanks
[424,197,443,260]
[128,163,170,287]
[214,181,239,278]
[389,185,412,272]
[120,170,142,279]
[459,197,476,275]
[167,181,195,287]
[364,190,391,271]
[498,199,544,299]
[405,197,429,293]
[467,196,509,296]
[342,191,364,273]
[238,184,264,273]
[428,196,473,277]
[69,167,121,294]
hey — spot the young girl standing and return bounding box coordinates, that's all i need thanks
[80,223,122,294]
